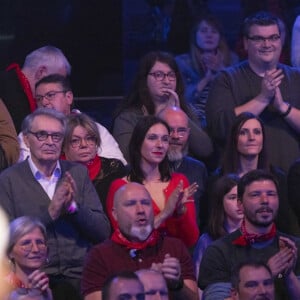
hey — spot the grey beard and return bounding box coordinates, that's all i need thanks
[130,224,152,241]
[167,142,188,162]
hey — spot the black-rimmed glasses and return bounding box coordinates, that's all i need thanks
[148,71,176,81]
[28,130,64,142]
[247,34,280,44]
[35,91,67,103]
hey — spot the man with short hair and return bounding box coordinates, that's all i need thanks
[0,108,110,297]
[231,261,275,300]
[206,11,300,172]
[102,272,145,300]
[136,269,168,300]
[198,169,300,299]
[159,106,208,228]
[0,45,71,132]
[81,182,198,300]
[18,74,126,164]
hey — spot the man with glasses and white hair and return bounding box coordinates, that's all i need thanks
[159,106,208,229]
[0,45,71,132]
[206,11,300,173]
[0,108,110,299]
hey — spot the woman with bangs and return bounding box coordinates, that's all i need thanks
[62,113,127,210]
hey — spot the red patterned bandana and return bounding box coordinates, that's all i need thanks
[6,63,37,112]
[232,219,276,246]
[111,228,160,250]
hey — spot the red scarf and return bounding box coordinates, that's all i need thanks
[85,155,101,180]
[111,228,160,250]
[60,154,101,180]
[232,220,276,246]
[6,63,37,112]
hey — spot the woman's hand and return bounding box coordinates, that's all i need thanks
[176,182,198,216]
[28,270,50,292]
[163,180,184,218]
[160,88,180,107]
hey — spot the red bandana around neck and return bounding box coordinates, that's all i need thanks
[6,63,37,112]
[60,154,101,180]
[232,219,276,246]
[111,228,160,250]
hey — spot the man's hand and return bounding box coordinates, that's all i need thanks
[48,171,77,220]
[267,236,297,277]
[151,254,182,288]
[260,69,284,102]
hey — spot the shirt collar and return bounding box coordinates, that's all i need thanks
[27,156,62,180]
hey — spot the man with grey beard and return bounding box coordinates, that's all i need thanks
[159,106,208,229]
[81,182,198,300]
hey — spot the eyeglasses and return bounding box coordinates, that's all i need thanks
[169,127,190,138]
[17,239,47,253]
[247,34,281,44]
[70,136,97,148]
[28,130,64,142]
[148,71,176,81]
[35,91,67,103]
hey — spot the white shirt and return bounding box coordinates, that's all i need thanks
[27,156,61,200]
[18,121,127,165]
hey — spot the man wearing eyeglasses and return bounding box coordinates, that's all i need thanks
[0,108,111,299]
[159,106,208,230]
[18,73,127,165]
[206,11,300,173]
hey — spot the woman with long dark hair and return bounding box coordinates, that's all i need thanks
[193,174,242,298]
[113,51,212,162]
[107,116,199,248]
[211,112,298,235]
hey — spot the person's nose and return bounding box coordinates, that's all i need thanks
[153,292,163,300]
[31,242,40,252]
[41,97,51,107]
[136,202,145,213]
[257,283,267,294]
[248,131,255,140]
[261,38,272,47]
[260,192,269,204]
[80,138,88,148]
[170,130,179,139]
[156,138,163,147]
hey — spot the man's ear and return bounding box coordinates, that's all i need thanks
[230,288,239,300]
[35,65,47,81]
[243,36,248,52]
[65,91,74,106]
[112,207,118,222]
[23,133,30,148]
